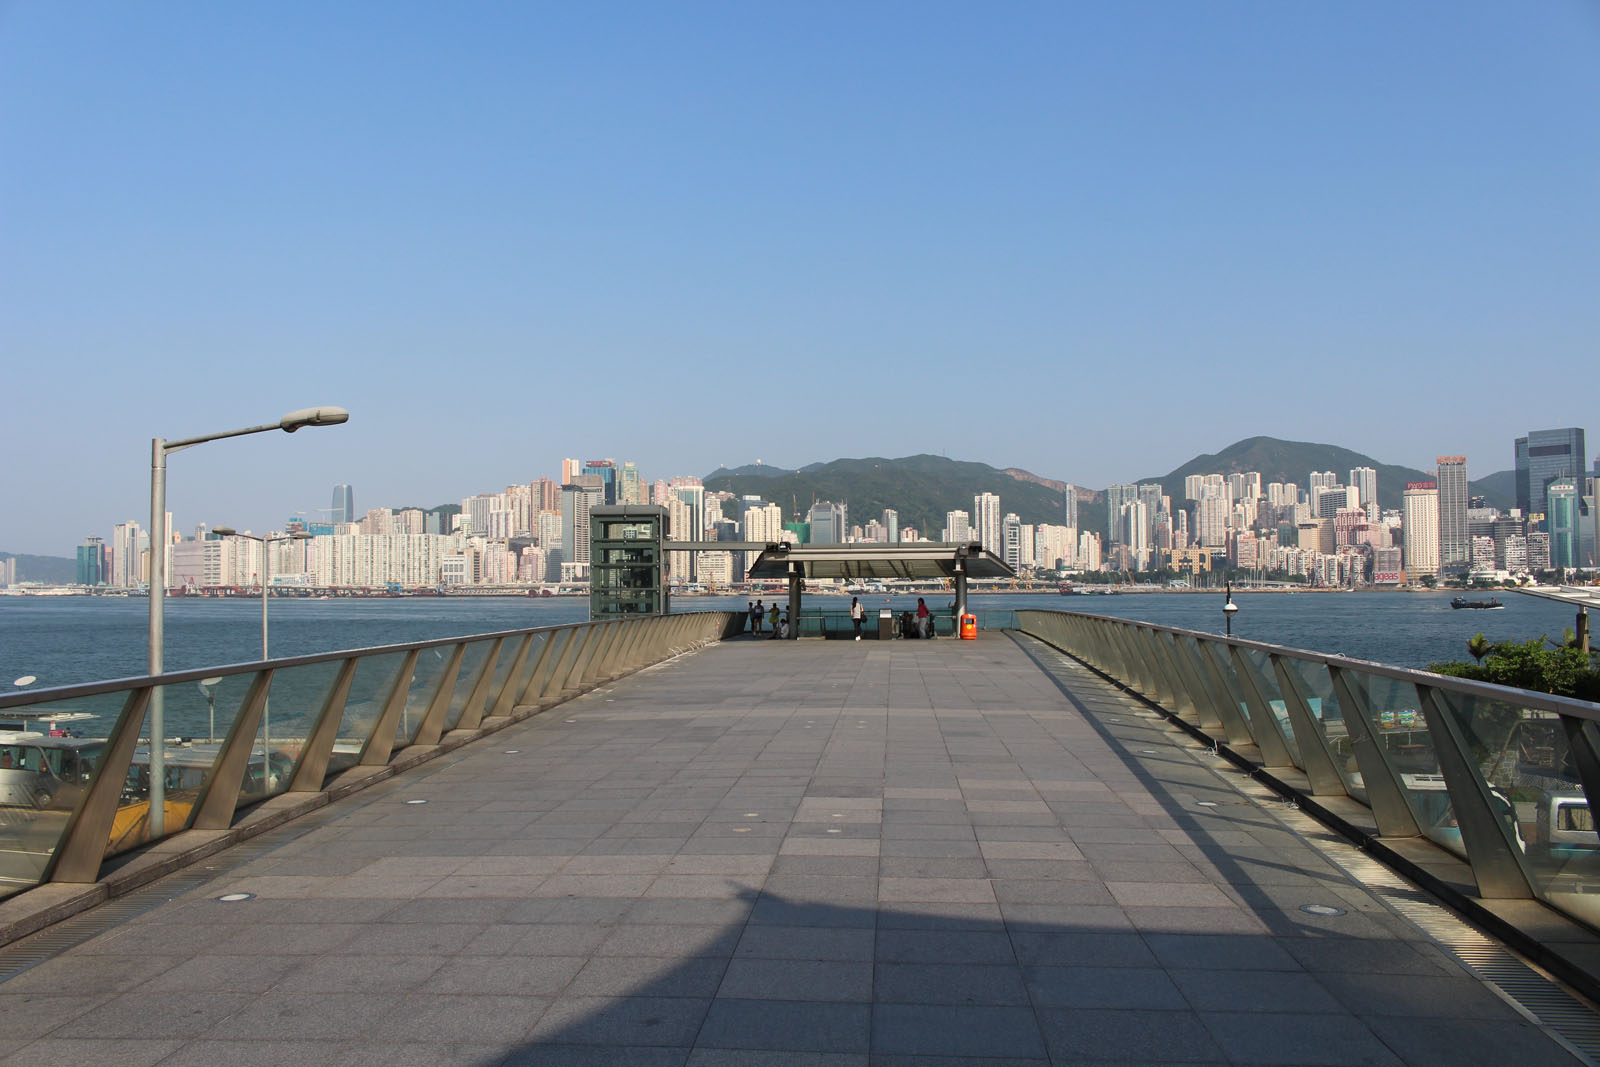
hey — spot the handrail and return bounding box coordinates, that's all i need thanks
[0,611,746,902]
[1014,608,1600,938]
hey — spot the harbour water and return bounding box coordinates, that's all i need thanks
[0,590,1587,693]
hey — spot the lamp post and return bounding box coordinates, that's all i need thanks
[1222,580,1238,638]
[212,526,314,791]
[148,406,347,835]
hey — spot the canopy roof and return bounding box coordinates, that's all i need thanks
[1517,586,1600,611]
[746,542,1014,582]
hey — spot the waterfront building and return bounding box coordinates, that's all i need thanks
[1528,531,1552,572]
[882,509,899,544]
[1077,530,1102,571]
[1372,546,1403,585]
[1470,536,1496,573]
[1515,427,1587,526]
[808,501,846,545]
[1137,484,1163,546]
[1002,513,1024,572]
[1062,484,1079,533]
[618,462,642,506]
[1036,524,1073,569]
[562,482,605,580]
[943,509,971,544]
[973,492,1002,555]
[1349,467,1378,517]
[1118,500,1149,570]
[1402,481,1440,578]
[1105,484,1137,542]
[110,521,146,589]
[1196,491,1229,548]
[76,536,104,586]
[331,484,354,526]
[1436,455,1470,572]
[1504,534,1528,573]
[1309,471,1338,491]
[1548,481,1580,569]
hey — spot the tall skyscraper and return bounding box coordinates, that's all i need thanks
[1063,485,1079,531]
[1548,481,1580,569]
[808,501,846,545]
[1105,484,1137,542]
[1436,456,1469,571]
[586,460,618,505]
[331,484,354,525]
[77,536,104,586]
[618,463,641,506]
[944,510,971,543]
[1403,481,1440,578]
[973,492,1002,555]
[1349,467,1378,516]
[881,509,899,544]
[560,482,604,576]
[1515,427,1587,527]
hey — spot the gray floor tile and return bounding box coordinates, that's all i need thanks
[870,1004,1046,1059]
[696,999,870,1053]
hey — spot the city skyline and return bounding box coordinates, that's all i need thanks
[3,4,1596,556]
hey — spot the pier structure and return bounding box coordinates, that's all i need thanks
[0,614,1597,1061]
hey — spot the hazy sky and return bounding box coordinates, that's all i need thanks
[3,2,1597,556]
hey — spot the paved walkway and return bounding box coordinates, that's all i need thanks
[0,634,1586,1065]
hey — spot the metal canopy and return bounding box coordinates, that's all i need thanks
[1517,586,1600,611]
[745,542,1014,581]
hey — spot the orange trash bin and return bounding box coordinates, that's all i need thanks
[959,613,977,640]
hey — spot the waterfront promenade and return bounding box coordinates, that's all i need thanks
[0,634,1586,1065]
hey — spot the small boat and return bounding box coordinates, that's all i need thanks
[1451,596,1503,610]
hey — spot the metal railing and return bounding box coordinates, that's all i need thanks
[1017,609,1600,933]
[0,611,744,900]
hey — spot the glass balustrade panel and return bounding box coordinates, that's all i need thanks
[1279,658,1366,803]
[0,688,142,894]
[1198,639,1252,727]
[1429,688,1600,924]
[1352,672,1460,856]
[111,680,243,855]
[327,652,408,779]
[396,645,457,749]
[233,661,341,808]
[501,632,550,712]
[1238,648,1302,766]
[442,640,495,732]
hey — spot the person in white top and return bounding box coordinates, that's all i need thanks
[850,596,864,641]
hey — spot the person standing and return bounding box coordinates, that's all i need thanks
[850,596,865,641]
[753,600,764,634]
[768,602,781,638]
[747,601,757,634]
[916,597,931,639]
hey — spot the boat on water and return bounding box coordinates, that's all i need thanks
[1451,596,1503,610]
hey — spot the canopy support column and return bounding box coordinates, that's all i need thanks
[788,564,803,640]
[955,564,968,620]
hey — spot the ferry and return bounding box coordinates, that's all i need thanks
[1450,596,1504,610]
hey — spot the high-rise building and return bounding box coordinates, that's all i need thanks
[1063,485,1079,532]
[943,510,971,543]
[972,492,1002,555]
[1436,456,1470,571]
[77,536,105,585]
[561,459,582,484]
[111,521,146,588]
[331,484,354,525]
[1002,513,1024,572]
[1309,471,1339,491]
[560,482,604,578]
[585,460,618,505]
[1515,428,1587,528]
[1349,467,1378,516]
[1548,481,1580,570]
[808,501,846,545]
[881,509,899,544]
[1105,484,1136,541]
[618,463,642,506]
[1402,481,1440,578]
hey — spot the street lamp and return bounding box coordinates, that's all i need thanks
[212,526,315,791]
[1222,580,1239,638]
[147,406,347,835]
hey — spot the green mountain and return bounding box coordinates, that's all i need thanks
[1140,436,1515,513]
[0,553,76,584]
[704,454,1069,538]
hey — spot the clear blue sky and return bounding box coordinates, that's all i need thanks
[3,2,1597,556]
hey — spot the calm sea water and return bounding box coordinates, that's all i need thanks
[0,590,1586,693]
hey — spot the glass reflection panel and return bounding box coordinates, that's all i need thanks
[442,640,494,732]
[1238,648,1302,766]
[330,652,408,777]
[397,645,455,749]
[0,688,141,893]
[111,683,219,855]
[1279,658,1366,803]
[1430,688,1599,924]
[1198,640,1252,726]
[1356,672,1458,855]
[235,661,341,808]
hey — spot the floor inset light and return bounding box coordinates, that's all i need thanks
[404,799,429,805]
[503,749,520,754]
[1195,801,1218,808]
[216,892,255,902]
[1300,904,1346,917]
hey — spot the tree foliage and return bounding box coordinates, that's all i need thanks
[1431,637,1600,701]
